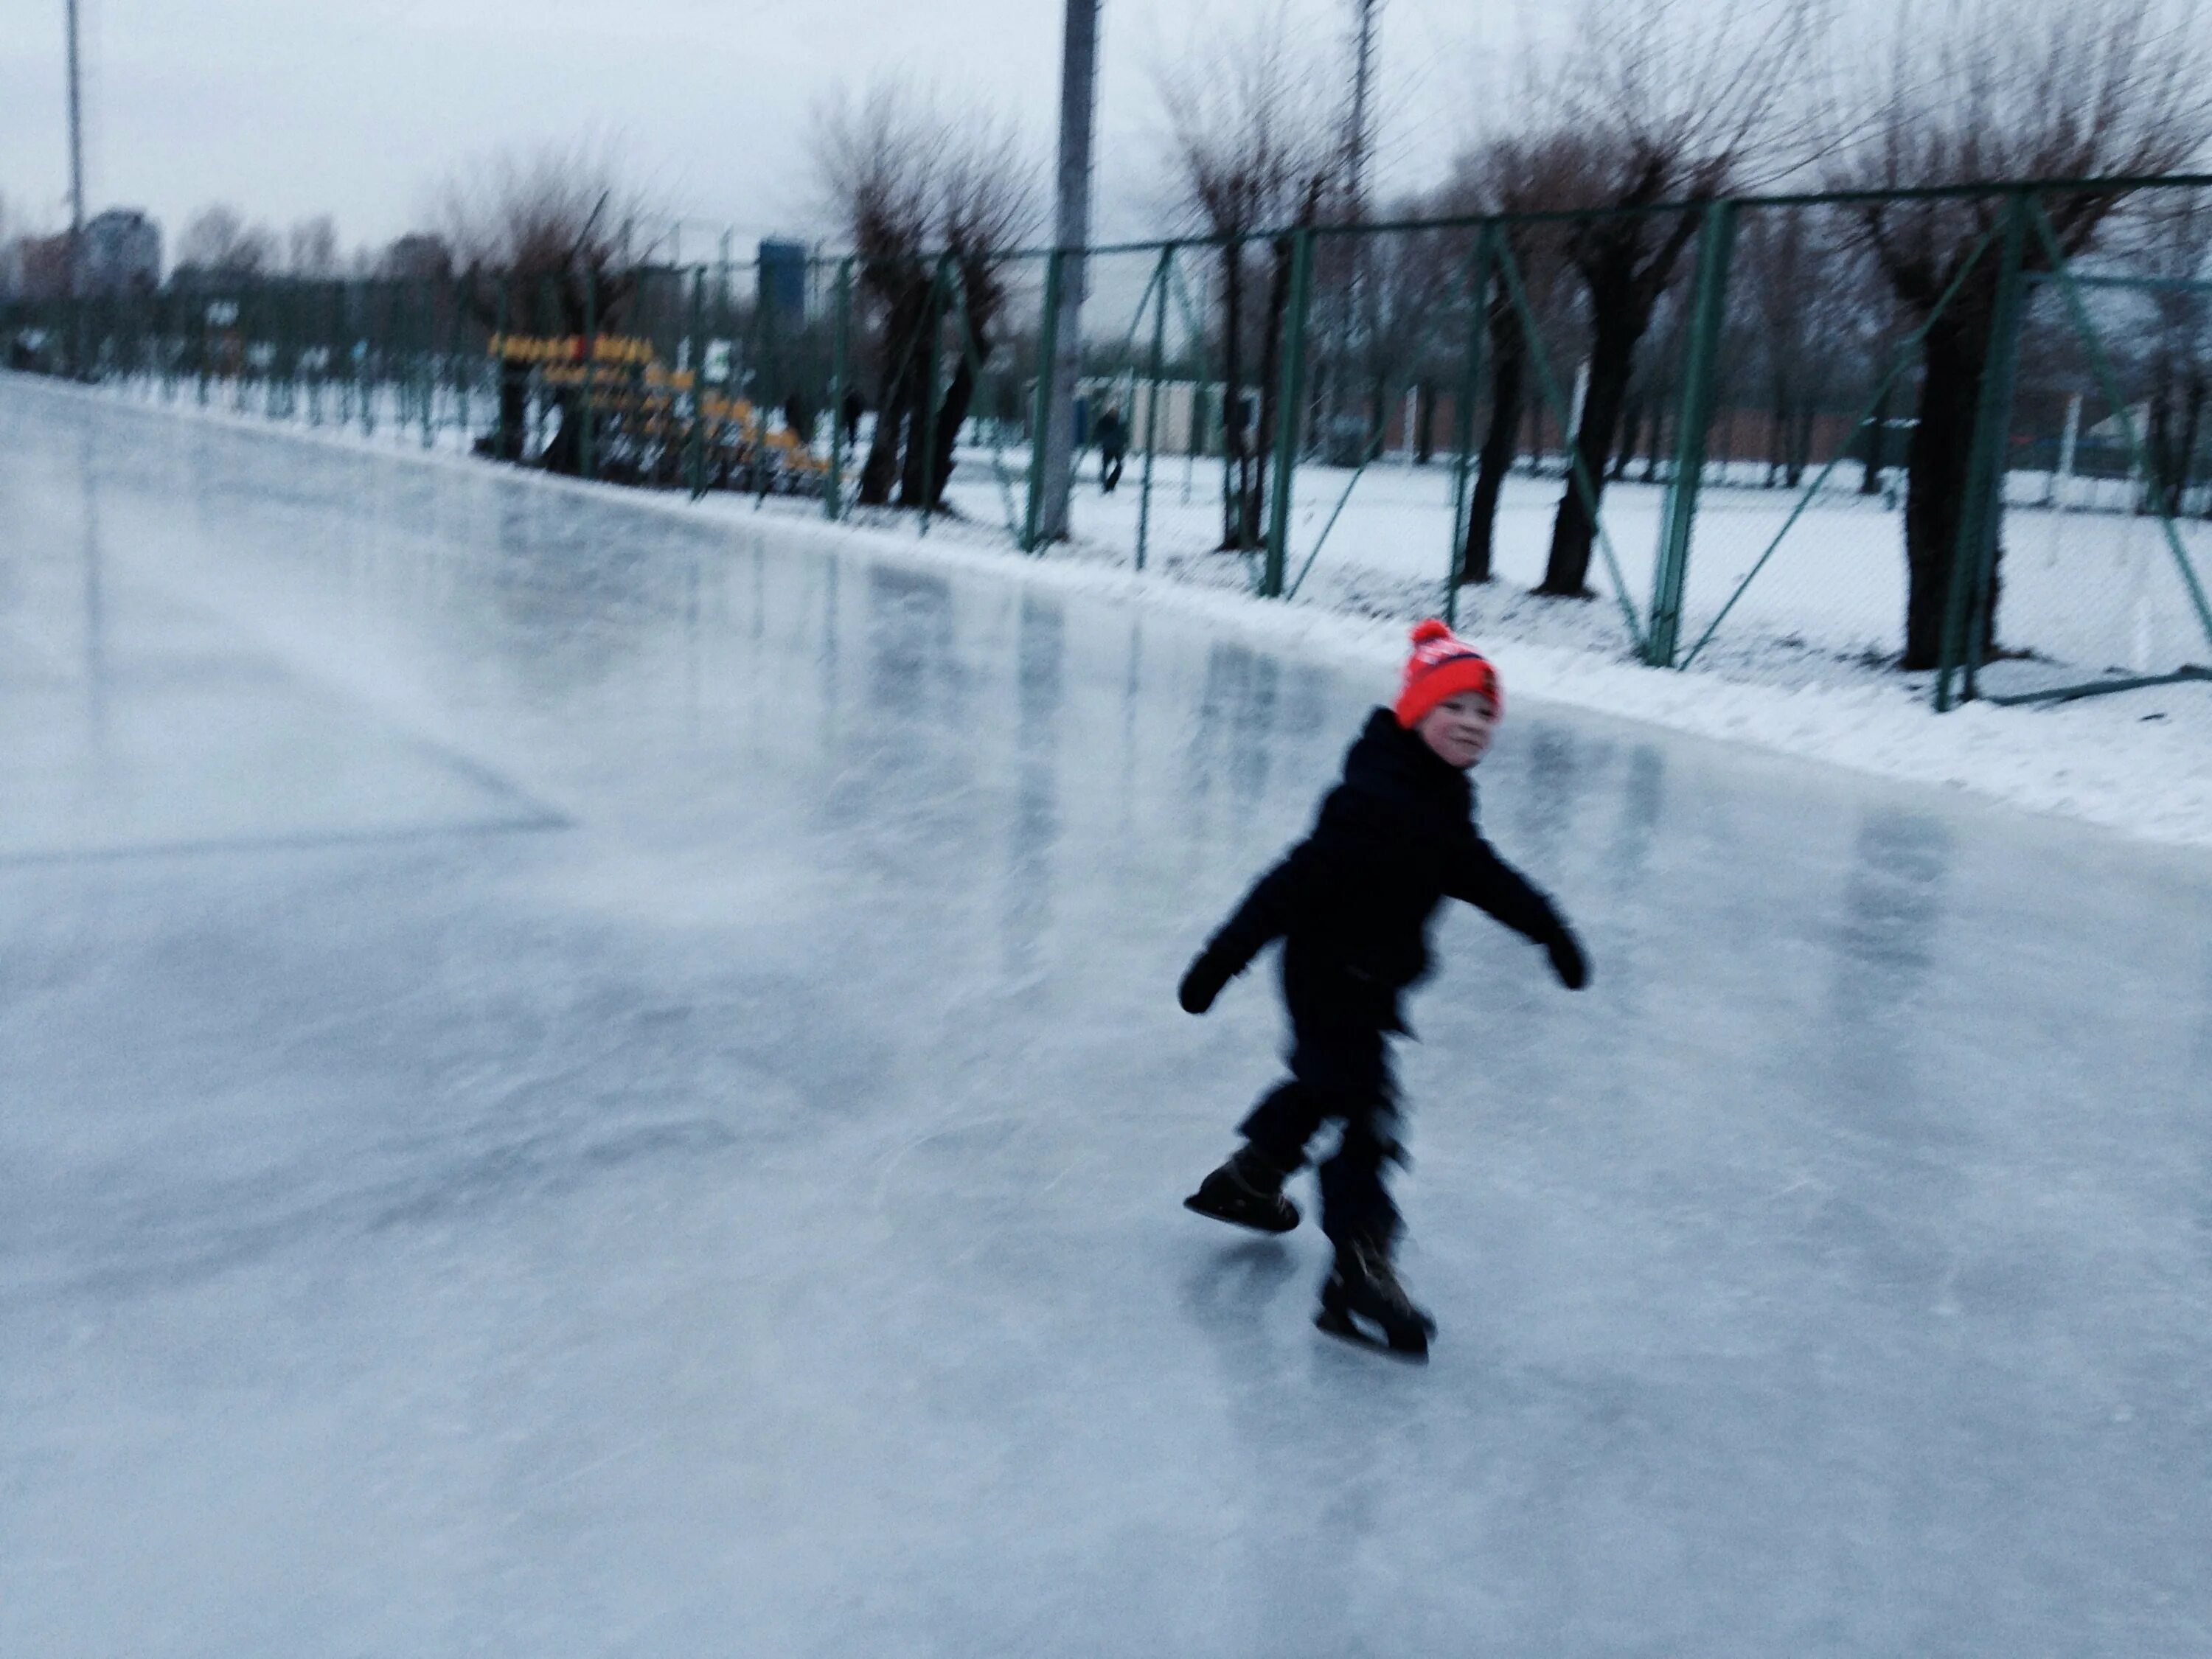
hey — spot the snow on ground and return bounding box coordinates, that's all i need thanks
[18,369,2212,849]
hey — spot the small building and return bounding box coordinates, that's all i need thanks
[79,209,162,295]
[758,240,809,319]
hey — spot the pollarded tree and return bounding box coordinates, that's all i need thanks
[173,204,279,285]
[815,82,1039,511]
[1155,7,1341,549]
[287,216,340,280]
[438,142,654,468]
[1506,0,1819,599]
[2131,195,2212,516]
[1437,133,1585,585]
[1829,0,2212,667]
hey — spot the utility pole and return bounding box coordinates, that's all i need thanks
[1325,0,1382,464]
[65,0,86,296]
[1036,0,1102,543]
[1346,0,1380,216]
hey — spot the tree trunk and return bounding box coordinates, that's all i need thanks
[493,361,530,461]
[1539,299,1643,597]
[924,355,978,509]
[1220,242,1247,550]
[1415,381,1436,465]
[1862,369,1892,495]
[1765,378,1788,487]
[860,285,930,507]
[1641,395,1665,484]
[1245,236,1294,552]
[1788,401,1815,490]
[2179,376,2207,515]
[1900,312,1989,669]
[1462,313,1526,585]
[858,400,905,505]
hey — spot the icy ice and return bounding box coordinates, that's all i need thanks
[4,378,2211,1655]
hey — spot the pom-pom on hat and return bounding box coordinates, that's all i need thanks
[1394,618,1500,728]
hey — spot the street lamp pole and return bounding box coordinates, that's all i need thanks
[1035,0,1102,543]
[65,0,86,294]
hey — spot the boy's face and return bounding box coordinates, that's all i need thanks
[1415,692,1498,769]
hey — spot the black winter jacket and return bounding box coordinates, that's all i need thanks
[1194,709,1570,1029]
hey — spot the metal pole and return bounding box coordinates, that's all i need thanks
[687,268,708,498]
[1327,0,1382,457]
[580,270,597,481]
[1937,192,2029,712]
[420,279,437,448]
[1036,0,1102,543]
[826,257,852,521]
[1262,228,1317,598]
[1444,223,1498,627]
[64,0,85,302]
[1135,245,1175,572]
[1023,251,1066,551]
[1645,200,1737,667]
[917,257,950,537]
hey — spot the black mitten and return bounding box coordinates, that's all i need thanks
[1544,919,1590,990]
[1179,949,1233,1015]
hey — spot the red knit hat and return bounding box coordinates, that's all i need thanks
[1394,619,1500,728]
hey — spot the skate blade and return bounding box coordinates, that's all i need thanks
[1314,1305,1430,1363]
[1183,1194,1298,1234]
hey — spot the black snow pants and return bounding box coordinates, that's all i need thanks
[1236,1006,1402,1248]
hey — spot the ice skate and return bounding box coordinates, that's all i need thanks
[1315,1238,1435,1361]
[1183,1147,1300,1234]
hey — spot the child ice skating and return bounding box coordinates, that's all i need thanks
[1178,620,1589,1359]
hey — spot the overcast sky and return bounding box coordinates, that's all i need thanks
[0,0,1514,259]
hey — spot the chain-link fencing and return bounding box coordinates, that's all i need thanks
[12,178,2212,711]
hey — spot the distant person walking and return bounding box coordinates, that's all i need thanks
[1095,404,1127,494]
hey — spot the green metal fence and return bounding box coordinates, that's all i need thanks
[13,177,2212,712]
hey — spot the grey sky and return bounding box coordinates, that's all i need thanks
[0,0,1501,258]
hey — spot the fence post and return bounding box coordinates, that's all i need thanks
[420,278,437,448]
[1022,251,1066,552]
[490,282,508,456]
[1262,226,1317,599]
[451,277,468,445]
[687,268,708,498]
[1936,190,2029,712]
[1646,198,1738,667]
[360,285,376,435]
[825,257,853,521]
[580,268,597,482]
[1444,223,1500,627]
[917,256,955,536]
[1135,243,1175,573]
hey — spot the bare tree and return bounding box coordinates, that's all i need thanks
[1831,0,2212,667]
[287,215,340,279]
[1734,205,1869,490]
[2133,195,2212,515]
[438,142,654,467]
[175,204,278,279]
[1485,0,1819,599]
[1439,133,1585,583]
[1155,7,1341,549]
[379,232,454,282]
[926,121,1042,505]
[815,82,1040,511]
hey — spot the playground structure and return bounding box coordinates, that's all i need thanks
[486,330,828,495]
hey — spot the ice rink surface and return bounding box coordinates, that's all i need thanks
[6,375,2212,1657]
